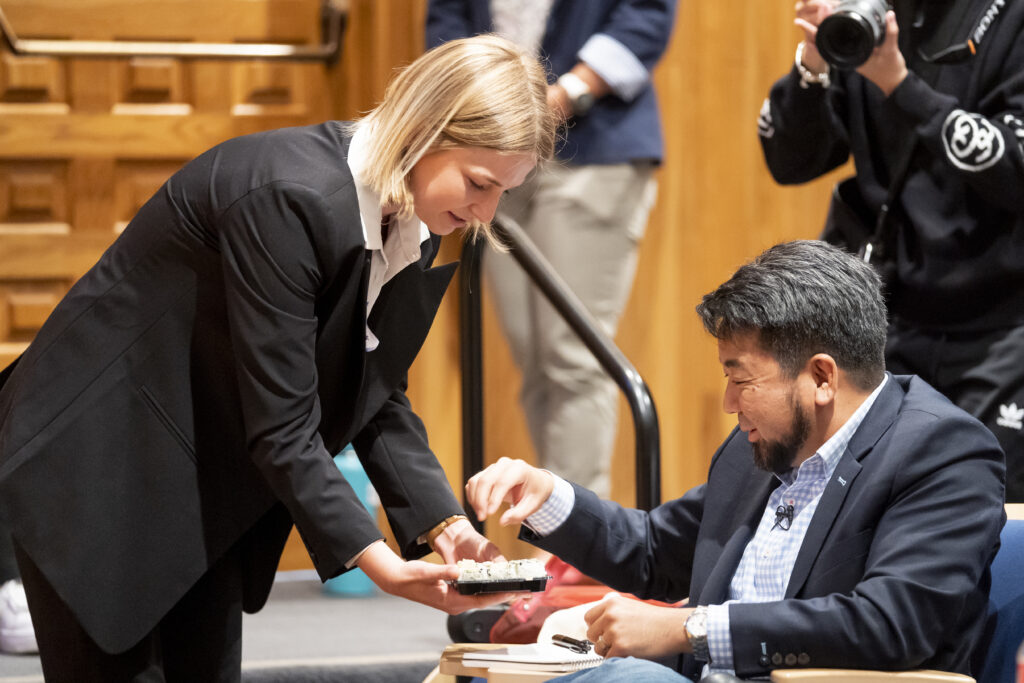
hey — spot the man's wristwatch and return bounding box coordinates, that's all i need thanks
[685,605,711,663]
[556,72,596,116]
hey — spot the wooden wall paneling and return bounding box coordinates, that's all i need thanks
[2,1,320,42]
[0,1,335,570]
[0,52,67,107]
[327,0,428,120]
[0,159,69,228]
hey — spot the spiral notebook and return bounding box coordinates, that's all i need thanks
[458,642,603,672]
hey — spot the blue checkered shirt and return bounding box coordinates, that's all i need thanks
[703,376,887,676]
[524,473,576,536]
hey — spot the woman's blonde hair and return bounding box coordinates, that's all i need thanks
[351,34,558,247]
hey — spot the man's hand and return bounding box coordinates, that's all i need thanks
[585,594,692,660]
[856,11,908,97]
[548,63,609,121]
[465,457,555,526]
[431,518,505,565]
[794,0,839,74]
[356,541,515,614]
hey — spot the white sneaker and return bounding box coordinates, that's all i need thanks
[0,579,37,654]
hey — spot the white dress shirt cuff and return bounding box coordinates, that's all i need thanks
[345,539,381,569]
[578,33,650,102]
[706,602,735,669]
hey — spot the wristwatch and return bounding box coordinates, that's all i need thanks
[685,605,710,663]
[556,72,596,116]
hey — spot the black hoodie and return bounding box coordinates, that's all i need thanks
[760,0,1024,331]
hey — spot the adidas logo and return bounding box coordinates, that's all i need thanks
[996,402,1024,430]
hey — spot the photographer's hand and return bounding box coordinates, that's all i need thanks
[857,11,908,97]
[794,0,838,74]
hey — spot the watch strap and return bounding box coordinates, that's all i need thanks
[556,72,595,115]
[685,605,711,663]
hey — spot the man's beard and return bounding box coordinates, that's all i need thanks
[752,394,811,475]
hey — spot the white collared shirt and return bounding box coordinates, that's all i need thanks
[345,124,431,351]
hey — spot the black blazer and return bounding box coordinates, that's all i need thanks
[525,375,1006,679]
[0,122,465,653]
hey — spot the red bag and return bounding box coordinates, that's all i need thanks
[488,556,614,644]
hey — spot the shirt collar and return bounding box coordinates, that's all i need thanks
[346,123,430,252]
[777,374,889,486]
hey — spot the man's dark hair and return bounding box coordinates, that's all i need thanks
[696,240,887,391]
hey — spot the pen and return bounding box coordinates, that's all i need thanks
[552,634,593,654]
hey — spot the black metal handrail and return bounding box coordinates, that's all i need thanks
[0,1,346,63]
[459,220,661,524]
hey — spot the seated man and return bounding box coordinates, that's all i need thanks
[467,240,1006,681]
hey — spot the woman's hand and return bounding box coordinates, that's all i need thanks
[356,541,514,614]
[465,457,555,527]
[431,518,505,565]
[585,593,691,660]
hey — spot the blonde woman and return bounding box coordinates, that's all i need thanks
[0,35,557,682]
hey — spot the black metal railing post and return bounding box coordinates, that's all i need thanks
[458,239,486,532]
[458,222,661,512]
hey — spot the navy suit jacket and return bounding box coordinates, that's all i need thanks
[525,374,1006,679]
[0,122,465,653]
[426,0,675,165]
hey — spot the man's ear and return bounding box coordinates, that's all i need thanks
[808,354,839,406]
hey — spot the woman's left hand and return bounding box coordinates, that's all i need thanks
[357,541,514,614]
[432,518,505,565]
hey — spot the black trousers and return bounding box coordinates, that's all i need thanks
[14,540,244,683]
[886,320,1024,502]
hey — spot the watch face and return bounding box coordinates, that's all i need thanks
[686,612,708,638]
[573,93,595,115]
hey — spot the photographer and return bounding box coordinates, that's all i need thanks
[758,0,1024,502]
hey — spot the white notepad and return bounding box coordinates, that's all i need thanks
[460,642,603,672]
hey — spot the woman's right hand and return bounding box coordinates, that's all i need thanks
[356,541,514,614]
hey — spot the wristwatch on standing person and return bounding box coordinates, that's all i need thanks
[556,72,596,116]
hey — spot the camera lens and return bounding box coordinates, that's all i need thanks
[816,0,888,69]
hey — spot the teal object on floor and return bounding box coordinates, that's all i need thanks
[323,445,377,597]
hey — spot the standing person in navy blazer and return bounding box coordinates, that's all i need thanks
[466,241,1006,681]
[427,0,677,499]
[0,35,559,682]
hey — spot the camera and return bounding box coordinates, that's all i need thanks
[816,0,890,69]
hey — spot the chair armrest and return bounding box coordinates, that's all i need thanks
[770,669,974,682]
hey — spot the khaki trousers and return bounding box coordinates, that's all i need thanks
[485,162,657,497]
